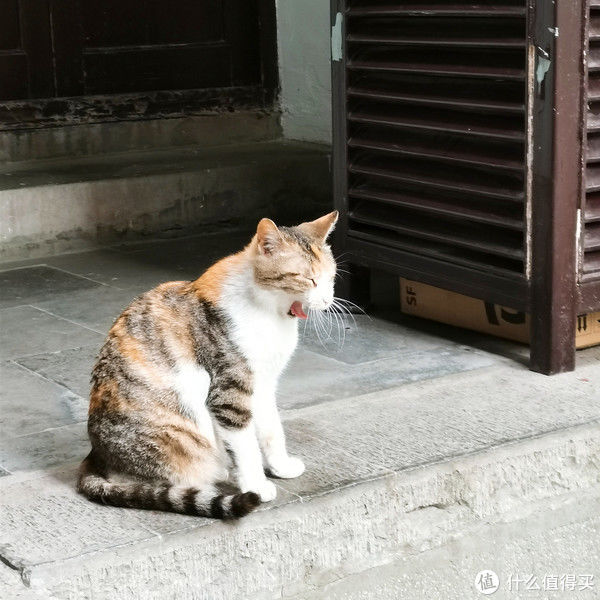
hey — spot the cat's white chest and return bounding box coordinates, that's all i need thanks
[220,270,299,380]
[229,306,298,378]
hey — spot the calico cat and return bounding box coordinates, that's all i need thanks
[78,211,338,519]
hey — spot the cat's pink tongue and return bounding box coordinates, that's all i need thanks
[290,301,308,319]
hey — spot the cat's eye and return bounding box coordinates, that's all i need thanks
[309,278,317,287]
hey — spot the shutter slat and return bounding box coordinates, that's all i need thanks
[349,210,523,259]
[582,252,600,274]
[588,77,600,100]
[584,224,600,251]
[590,15,600,40]
[349,162,524,201]
[348,59,525,80]
[348,187,523,229]
[584,192,600,222]
[587,109,600,131]
[588,48,600,71]
[585,164,600,192]
[348,109,524,140]
[347,85,525,114]
[347,33,524,49]
[586,135,600,162]
[346,5,526,18]
[348,136,523,170]
[347,228,523,278]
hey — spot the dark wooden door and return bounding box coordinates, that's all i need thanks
[53,0,261,96]
[1,0,273,110]
[0,0,54,101]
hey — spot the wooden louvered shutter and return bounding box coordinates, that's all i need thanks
[344,1,527,279]
[332,0,600,374]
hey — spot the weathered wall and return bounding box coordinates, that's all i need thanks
[276,0,332,144]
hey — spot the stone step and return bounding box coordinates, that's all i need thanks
[1,111,281,163]
[1,355,599,600]
[0,140,331,262]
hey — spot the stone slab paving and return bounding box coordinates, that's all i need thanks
[279,351,600,500]
[0,305,103,361]
[0,234,503,475]
[277,345,494,410]
[0,361,84,439]
[0,266,102,310]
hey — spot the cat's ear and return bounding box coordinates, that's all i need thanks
[298,211,339,245]
[256,218,283,255]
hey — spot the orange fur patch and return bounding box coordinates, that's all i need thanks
[192,250,247,304]
[110,315,170,388]
[89,380,122,414]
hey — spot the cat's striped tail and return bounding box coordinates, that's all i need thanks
[77,452,260,519]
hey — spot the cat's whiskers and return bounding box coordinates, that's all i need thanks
[318,306,334,343]
[329,304,345,347]
[331,298,359,328]
[309,309,329,348]
[333,297,369,320]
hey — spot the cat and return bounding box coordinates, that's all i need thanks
[78,211,338,519]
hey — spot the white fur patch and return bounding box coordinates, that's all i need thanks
[168,486,186,511]
[173,362,216,445]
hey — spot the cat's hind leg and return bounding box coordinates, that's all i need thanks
[82,409,259,518]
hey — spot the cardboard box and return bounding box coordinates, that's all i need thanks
[400,278,600,349]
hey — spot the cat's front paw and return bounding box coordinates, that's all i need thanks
[268,455,305,479]
[243,479,277,503]
[256,479,277,502]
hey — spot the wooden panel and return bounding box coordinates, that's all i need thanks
[332,0,591,374]
[0,0,21,49]
[0,54,28,100]
[0,0,54,100]
[19,0,54,98]
[345,236,530,311]
[81,1,225,46]
[66,0,262,95]
[224,0,262,86]
[50,0,84,96]
[83,45,231,94]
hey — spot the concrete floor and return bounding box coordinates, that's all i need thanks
[1,232,599,599]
